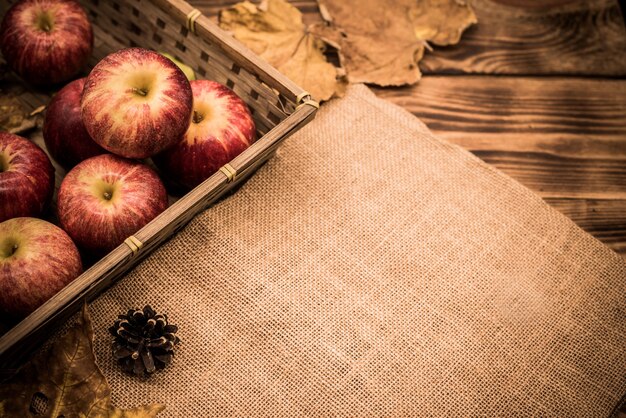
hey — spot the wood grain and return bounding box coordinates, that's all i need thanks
[371,76,626,159]
[472,151,626,199]
[420,0,626,76]
[373,76,626,255]
[371,76,626,157]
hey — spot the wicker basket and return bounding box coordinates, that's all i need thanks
[0,0,318,373]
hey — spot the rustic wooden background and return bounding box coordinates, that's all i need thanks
[192,0,626,261]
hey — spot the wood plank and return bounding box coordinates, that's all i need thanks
[421,0,626,76]
[372,75,626,161]
[470,150,626,199]
[193,0,626,77]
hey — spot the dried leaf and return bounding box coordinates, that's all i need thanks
[219,0,346,102]
[0,305,165,418]
[0,63,41,135]
[0,94,29,133]
[0,63,27,132]
[314,0,477,86]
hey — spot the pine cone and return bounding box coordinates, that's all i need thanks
[109,305,180,376]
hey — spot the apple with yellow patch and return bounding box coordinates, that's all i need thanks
[57,154,168,254]
[0,217,82,318]
[153,80,256,190]
[81,48,193,159]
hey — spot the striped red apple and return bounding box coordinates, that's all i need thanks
[154,80,256,190]
[0,217,82,318]
[81,48,193,159]
[0,0,93,86]
[57,154,168,254]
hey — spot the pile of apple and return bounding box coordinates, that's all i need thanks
[0,0,256,319]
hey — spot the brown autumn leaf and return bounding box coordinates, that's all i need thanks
[0,93,31,134]
[0,63,40,135]
[0,305,165,418]
[219,0,347,102]
[0,63,26,132]
[313,0,477,86]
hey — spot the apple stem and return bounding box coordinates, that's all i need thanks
[103,191,113,200]
[132,88,148,97]
[10,244,17,256]
[192,111,204,124]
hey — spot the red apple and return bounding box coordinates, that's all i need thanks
[0,0,93,86]
[0,132,54,222]
[153,80,256,190]
[0,217,82,318]
[81,48,193,159]
[43,77,107,167]
[57,154,168,254]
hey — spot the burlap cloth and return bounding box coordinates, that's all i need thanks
[87,85,626,417]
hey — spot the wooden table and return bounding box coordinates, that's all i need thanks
[193,0,626,261]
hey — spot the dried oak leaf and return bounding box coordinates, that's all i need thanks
[314,0,477,86]
[0,305,165,418]
[219,0,346,102]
